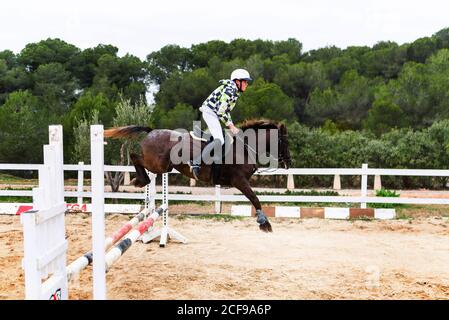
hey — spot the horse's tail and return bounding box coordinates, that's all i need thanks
[104,126,153,139]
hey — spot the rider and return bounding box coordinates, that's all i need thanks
[190,68,252,179]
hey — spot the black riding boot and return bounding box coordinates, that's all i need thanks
[190,139,222,180]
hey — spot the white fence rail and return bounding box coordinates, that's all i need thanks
[1,163,449,213]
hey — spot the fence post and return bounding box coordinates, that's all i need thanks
[333,174,341,190]
[287,174,295,190]
[77,162,84,206]
[124,171,130,185]
[361,163,368,209]
[215,185,221,214]
[374,175,382,191]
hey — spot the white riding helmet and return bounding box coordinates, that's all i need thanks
[230,69,252,81]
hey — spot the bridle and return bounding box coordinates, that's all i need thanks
[236,129,291,174]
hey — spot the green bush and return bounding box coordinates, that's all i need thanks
[369,188,401,208]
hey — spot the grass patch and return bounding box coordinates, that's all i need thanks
[245,190,345,208]
[368,188,406,209]
[177,213,244,222]
[0,196,32,202]
[0,173,37,184]
[394,204,449,219]
[0,186,33,202]
[254,190,339,196]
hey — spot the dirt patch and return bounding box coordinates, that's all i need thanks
[1,211,449,300]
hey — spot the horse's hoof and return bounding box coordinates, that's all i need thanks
[259,221,273,233]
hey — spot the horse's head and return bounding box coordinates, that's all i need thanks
[240,119,292,169]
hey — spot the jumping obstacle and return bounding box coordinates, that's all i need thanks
[22,125,187,300]
[66,206,153,281]
[105,204,166,270]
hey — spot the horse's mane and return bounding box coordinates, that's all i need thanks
[240,119,282,131]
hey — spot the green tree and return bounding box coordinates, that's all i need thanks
[406,37,438,63]
[107,96,154,192]
[0,91,46,164]
[363,99,407,136]
[153,103,197,129]
[72,110,100,164]
[68,44,119,87]
[360,41,408,78]
[271,38,303,63]
[0,50,17,68]
[147,45,191,85]
[274,61,330,119]
[305,70,376,129]
[65,91,115,137]
[155,68,216,110]
[0,53,30,104]
[190,40,230,68]
[33,62,79,115]
[18,38,80,71]
[324,55,359,84]
[302,45,342,63]
[387,49,449,128]
[233,80,295,123]
[433,27,449,49]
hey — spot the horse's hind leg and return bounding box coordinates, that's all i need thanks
[130,153,151,188]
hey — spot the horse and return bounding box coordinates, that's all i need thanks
[104,119,292,232]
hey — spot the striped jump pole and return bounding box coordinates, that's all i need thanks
[66,207,153,280]
[105,204,167,270]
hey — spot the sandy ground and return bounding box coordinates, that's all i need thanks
[1,207,449,300]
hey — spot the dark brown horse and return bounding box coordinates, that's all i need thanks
[104,119,291,232]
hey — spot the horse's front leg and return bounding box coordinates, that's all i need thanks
[231,176,273,233]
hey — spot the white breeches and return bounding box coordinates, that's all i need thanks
[201,108,225,146]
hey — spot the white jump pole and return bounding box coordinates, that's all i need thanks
[90,125,106,300]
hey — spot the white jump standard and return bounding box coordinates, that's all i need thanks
[21,125,68,300]
[21,125,187,300]
[140,173,188,246]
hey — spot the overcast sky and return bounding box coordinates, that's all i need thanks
[1,0,448,59]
